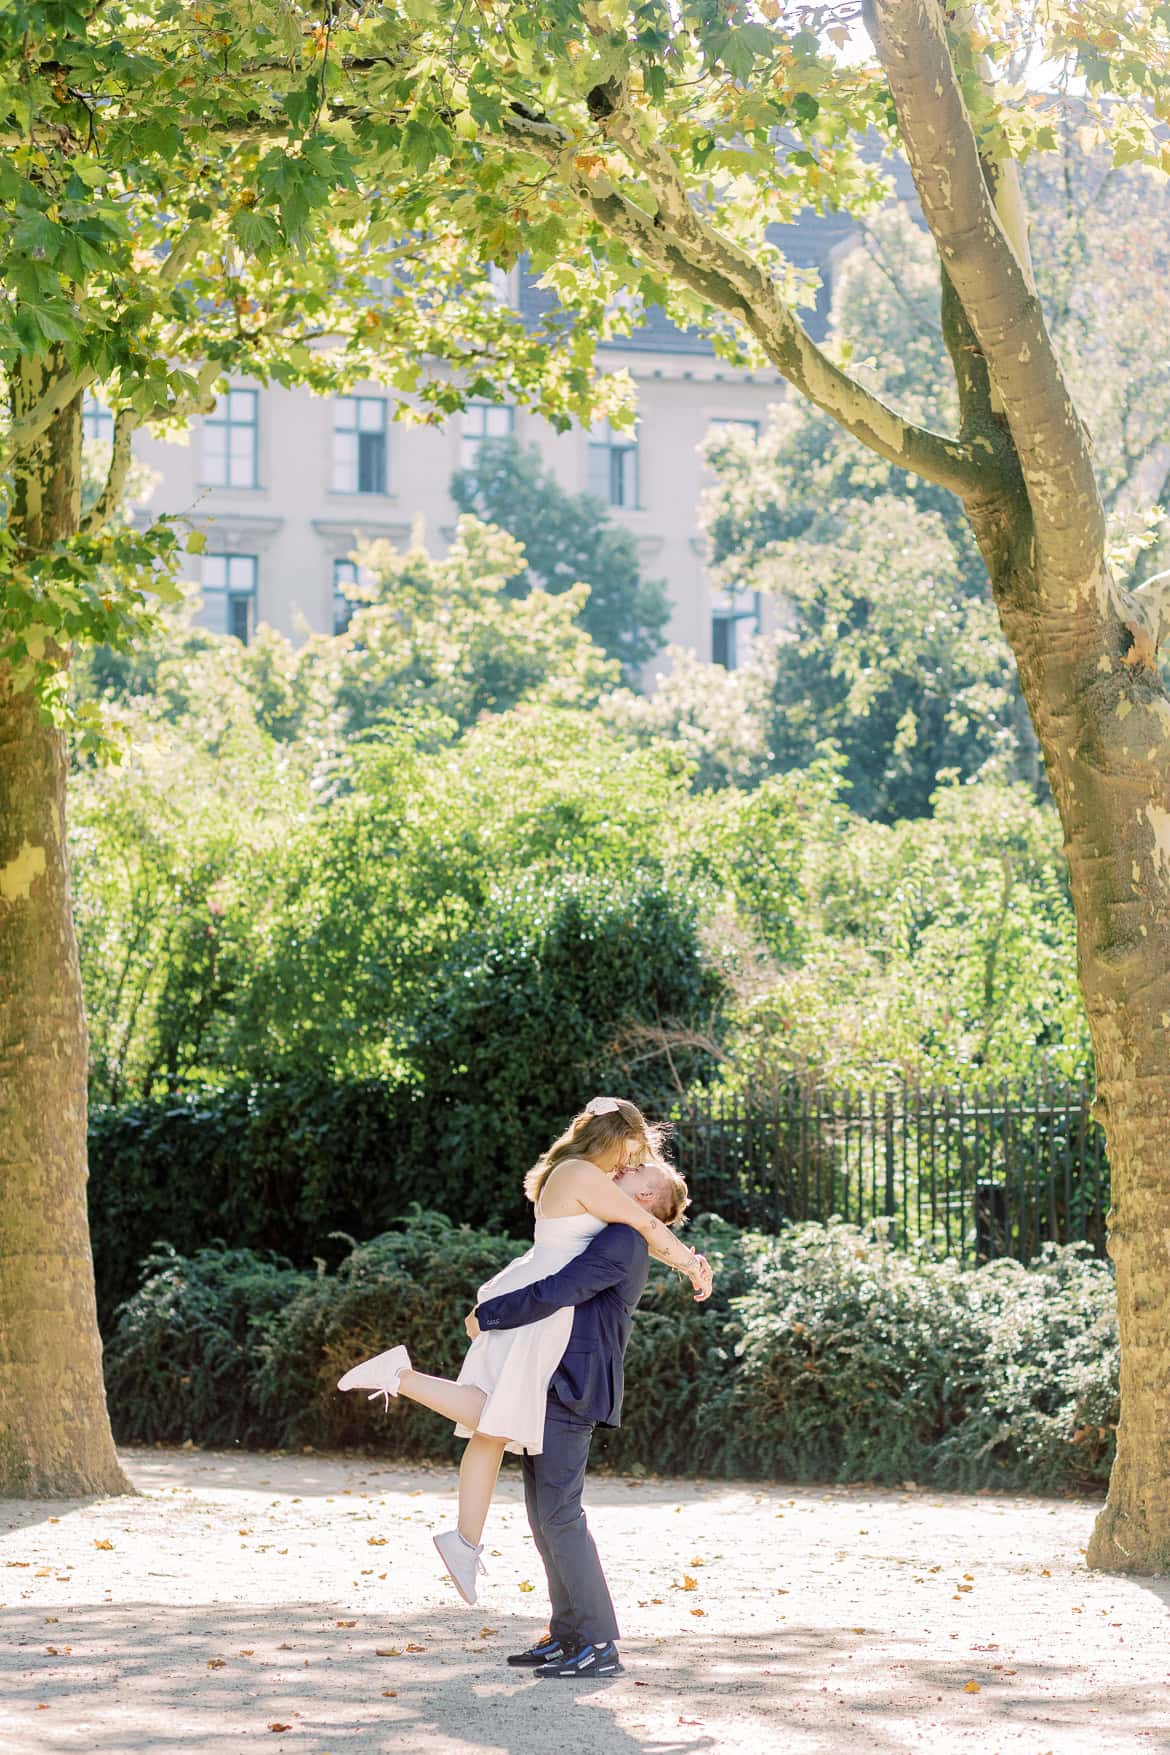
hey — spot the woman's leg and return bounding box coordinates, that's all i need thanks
[459,1433,508,1544]
[396,1370,487,1431]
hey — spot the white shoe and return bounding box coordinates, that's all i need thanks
[337,1345,412,1409]
[433,1528,487,1606]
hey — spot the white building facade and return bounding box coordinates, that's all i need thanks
[116,211,855,677]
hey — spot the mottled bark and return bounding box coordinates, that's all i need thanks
[0,358,131,1498]
[966,481,1170,1574]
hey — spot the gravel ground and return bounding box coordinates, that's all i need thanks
[1,1446,1168,1755]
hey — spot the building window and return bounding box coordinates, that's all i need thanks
[332,557,376,635]
[588,419,639,508]
[708,416,760,441]
[201,388,259,488]
[201,553,258,643]
[82,393,114,445]
[711,591,761,671]
[461,403,514,471]
[333,396,387,494]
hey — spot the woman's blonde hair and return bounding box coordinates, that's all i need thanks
[524,1097,667,1207]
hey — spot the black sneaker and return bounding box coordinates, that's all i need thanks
[534,1641,624,1679]
[507,1635,566,1668]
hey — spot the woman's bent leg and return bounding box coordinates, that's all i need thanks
[459,1433,508,1545]
[397,1370,487,1430]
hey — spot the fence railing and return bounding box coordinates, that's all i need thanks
[668,1079,1109,1267]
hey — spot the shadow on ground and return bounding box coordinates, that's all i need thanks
[0,1598,1161,1755]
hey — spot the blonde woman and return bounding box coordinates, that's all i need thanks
[338,1096,711,1605]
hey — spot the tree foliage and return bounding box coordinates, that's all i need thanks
[450,435,669,680]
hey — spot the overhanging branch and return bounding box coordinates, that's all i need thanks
[863,0,1105,587]
[501,106,1002,500]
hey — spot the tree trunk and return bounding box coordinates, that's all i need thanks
[969,489,1170,1572]
[0,679,132,1497]
[0,357,131,1498]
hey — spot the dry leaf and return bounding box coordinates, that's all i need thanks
[268,1724,292,1733]
[963,1681,981,1693]
[94,1540,114,1551]
[681,1575,698,1591]
[238,1529,251,1536]
[376,1648,402,1657]
[679,1717,703,1726]
[35,1568,52,1578]
[688,1556,704,1566]
[518,1580,535,1592]
[405,1643,426,1653]
[479,1627,497,1638]
[689,1608,707,1617]
[851,1627,866,1634]
[239,1649,254,1656]
[207,1658,226,1670]
[381,1690,397,1698]
[277,1642,293,1651]
[368,1537,388,1546]
[335,1620,356,1628]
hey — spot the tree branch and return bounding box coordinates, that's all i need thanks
[79,409,137,536]
[863,0,1105,591]
[500,106,1001,500]
[79,360,220,537]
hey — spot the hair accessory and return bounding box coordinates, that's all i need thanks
[585,1096,623,1117]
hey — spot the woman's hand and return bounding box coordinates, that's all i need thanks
[690,1252,714,1302]
[465,1309,481,1341]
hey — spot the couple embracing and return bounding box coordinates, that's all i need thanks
[338,1096,714,1680]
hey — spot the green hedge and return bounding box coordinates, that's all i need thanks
[103,1212,1119,1493]
[88,879,722,1327]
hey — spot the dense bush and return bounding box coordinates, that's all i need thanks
[103,1244,312,1448]
[88,869,720,1324]
[103,1213,1118,1493]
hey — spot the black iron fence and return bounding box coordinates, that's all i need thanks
[668,1079,1109,1267]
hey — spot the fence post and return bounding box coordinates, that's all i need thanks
[883,1087,896,1224]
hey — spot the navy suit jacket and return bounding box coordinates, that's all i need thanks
[475,1224,649,1429]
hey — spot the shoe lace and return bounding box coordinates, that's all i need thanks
[366,1389,392,1412]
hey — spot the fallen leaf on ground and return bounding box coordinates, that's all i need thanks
[405,1643,426,1652]
[207,1659,226,1670]
[368,1537,387,1546]
[479,1627,497,1638]
[376,1648,402,1657]
[94,1540,114,1551]
[963,1681,981,1693]
[679,1717,703,1726]
[239,1649,254,1656]
[277,1642,293,1650]
[267,1724,291,1733]
[851,1627,866,1634]
[35,1568,51,1578]
[518,1581,535,1592]
[335,1620,356,1628]
[690,1608,707,1618]
[382,1690,397,1698]
[689,1556,704,1566]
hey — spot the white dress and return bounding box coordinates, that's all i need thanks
[454,1211,606,1456]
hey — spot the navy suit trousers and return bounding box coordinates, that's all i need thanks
[521,1391,619,1651]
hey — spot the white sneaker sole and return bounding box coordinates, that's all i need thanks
[337,1345,411,1395]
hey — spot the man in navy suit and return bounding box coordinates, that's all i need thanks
[466,1162,712,1680]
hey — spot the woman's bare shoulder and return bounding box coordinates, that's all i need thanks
[539,1158,600,1214]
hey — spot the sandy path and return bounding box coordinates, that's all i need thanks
[0,1446,1167,1754]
